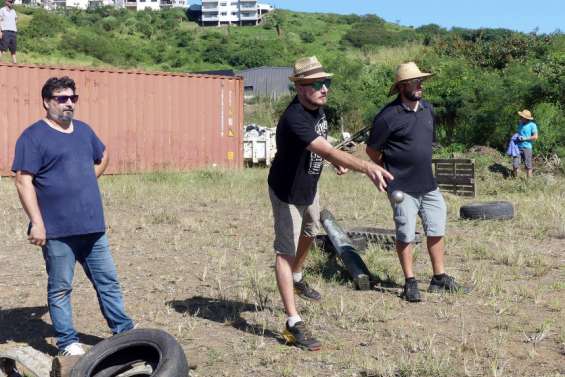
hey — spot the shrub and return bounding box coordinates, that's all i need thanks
[22,10,66,38]
[532,102,565,157]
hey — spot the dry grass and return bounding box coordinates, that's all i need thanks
[0,158,563,377]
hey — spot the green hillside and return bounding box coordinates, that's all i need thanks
[6,5,565,158]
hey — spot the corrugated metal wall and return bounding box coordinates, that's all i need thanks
[0,63,243,175]
[238,66,292,98]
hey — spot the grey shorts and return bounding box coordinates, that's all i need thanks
[390,188,447,243]
[512,148,533,170]
[269,188,320,256]
[0,31,16,54]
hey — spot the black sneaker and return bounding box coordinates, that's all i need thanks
[428,274,471,294]
[402,279,421,302]
[282,321,321,351]
[294,279,321,301]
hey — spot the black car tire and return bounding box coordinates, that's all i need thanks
[459,201,514,220]
[70,329,189,377]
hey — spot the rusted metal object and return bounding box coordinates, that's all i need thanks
[320,209,371,290]
[0,63,244,176]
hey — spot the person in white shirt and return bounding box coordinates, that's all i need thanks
[0,0,17,63]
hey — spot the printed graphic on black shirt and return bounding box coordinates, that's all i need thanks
[307,115,328,175]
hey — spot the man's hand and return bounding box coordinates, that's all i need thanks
[28,222,46,247]
[364,161,393,192]
[333,164,348,175]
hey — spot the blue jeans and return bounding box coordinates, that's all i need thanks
[42,232,134,350]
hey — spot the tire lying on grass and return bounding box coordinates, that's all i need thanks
[70,329,189,377]
[459,201,514,220]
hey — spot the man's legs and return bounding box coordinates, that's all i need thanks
[420,190,467,293]
[427,236,446,275]
[420,189,447,273]
[512,155,521,177]
[270,189,321,350]
[78,233,134,334]
[276,253,298,317]
[42,238,80,350]
[292,234,314,274]
[523,148,533,178]
[390,192,420,301]
[291,192,320,299]
[396,241,415,278]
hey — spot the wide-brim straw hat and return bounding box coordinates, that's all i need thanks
[518,109,534,120]
[389,61,433,96]
[289,56,333,83]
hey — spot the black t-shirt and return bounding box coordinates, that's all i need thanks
[367,98,437,193]
[268,96,328,205]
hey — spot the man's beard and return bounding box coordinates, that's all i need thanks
[402,88,421,101]
[50,110,74,123]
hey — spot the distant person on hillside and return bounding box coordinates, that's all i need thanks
[366,62,469,303]
[12,76,134,356]
[512,109,538,178]
[268,56,393,351]
[0,0,17,63]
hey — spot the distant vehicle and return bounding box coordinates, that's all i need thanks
[243,124,276,166]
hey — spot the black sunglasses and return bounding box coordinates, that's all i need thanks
[50,95,79,104]
[402,78,424,86]
[305,79,332,91]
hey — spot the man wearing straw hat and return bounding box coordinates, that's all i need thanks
[512,109,538,178]
[366,62,468,303]
[268,56,393,350]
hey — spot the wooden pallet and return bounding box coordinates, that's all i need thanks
[432,159,475,197]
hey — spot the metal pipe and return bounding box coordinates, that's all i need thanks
[320,209,371,290]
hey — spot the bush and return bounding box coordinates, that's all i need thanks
[299,31,315,43]
[532,102,565,157]
[22,10,66,38]
[341,15,418,48]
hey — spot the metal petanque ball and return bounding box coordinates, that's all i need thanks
[391,190,405,204]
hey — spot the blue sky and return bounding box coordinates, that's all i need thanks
[270,0,564,34]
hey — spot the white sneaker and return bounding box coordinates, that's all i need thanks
[59,342,86,356]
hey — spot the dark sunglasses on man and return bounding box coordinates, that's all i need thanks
[50,95,79,104]
[402,78,424,86]
[305,78,332,91]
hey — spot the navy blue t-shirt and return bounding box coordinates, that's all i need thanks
[12,119,107,239]
[367,98,437,193]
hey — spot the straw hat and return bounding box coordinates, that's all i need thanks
[389,61,433,96]
[517,109,534,120]
[289,56,333,83]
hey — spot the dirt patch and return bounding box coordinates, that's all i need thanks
[0,170,563,377]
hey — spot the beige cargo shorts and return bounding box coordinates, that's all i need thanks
[269,187,320,256]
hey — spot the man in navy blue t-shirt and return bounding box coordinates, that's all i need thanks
[367,62,469,303]
[12,76,134,356]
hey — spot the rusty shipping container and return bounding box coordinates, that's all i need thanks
[0,63,243,175]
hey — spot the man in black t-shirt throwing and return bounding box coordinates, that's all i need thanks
[366,62,469,303]
[268,56,393,351]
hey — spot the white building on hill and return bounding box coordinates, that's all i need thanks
[201,0,273,26]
